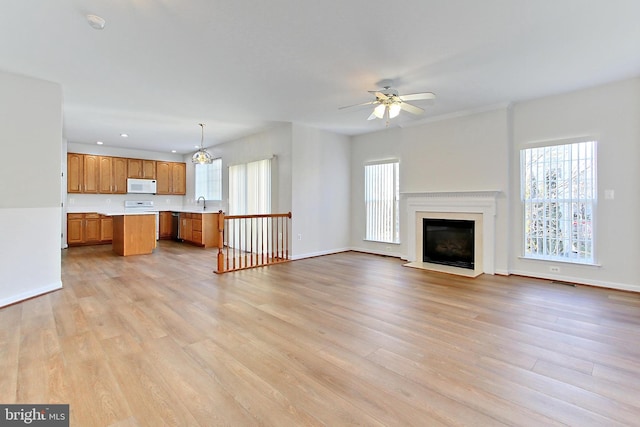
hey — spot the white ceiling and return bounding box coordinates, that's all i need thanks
[2,1,639,154]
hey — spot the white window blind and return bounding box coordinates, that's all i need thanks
[365,160,399,243]
[229,158,271,215]
[194,158,222,201]
[521,140,596,264]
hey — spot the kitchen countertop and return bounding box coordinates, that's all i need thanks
[66,206,221,214]
[98,210,158,216]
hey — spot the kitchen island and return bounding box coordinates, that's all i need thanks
[68,204,221,254]
[110,213,156,256]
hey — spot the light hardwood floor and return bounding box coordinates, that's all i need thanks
[2,241,640,426]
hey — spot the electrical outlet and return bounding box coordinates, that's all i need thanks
[549,266,560,273]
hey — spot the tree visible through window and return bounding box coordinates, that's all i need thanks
[521,140,596,263]
[194,159,222,201]
[365,160,399,243]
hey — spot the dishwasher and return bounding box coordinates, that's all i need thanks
[171,212,182,242]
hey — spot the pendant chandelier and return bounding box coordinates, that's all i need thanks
[192,123,213,164]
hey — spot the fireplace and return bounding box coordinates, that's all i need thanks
[423,218,474,269]
[404,191,499,277]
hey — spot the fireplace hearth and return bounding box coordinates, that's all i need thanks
[423,218,474,270]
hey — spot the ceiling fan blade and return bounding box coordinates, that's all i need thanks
[369,91,389,101]
[367,111,378,120]
[399,92,436,102]
[338,100,378,110]
[400,102,424,115]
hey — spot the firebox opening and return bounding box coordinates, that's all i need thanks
[423,218,475,270]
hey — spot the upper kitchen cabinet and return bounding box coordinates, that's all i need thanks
[99,156,127,194]
[112,157,128,193]
[156,161,186,195]
[67,153,84,193]
[68,153,127,194]
[128,158,156,179]
[83,155,100,193]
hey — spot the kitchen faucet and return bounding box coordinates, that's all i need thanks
[197,196,206,210]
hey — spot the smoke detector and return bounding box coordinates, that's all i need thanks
[86,14,106,30]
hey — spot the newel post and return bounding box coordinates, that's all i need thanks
[216,210,225,273]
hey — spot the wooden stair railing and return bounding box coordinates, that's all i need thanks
[215,211,292,273]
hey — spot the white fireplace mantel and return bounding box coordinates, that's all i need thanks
[404,191,499,275]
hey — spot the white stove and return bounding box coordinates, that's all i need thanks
[124,200,159,239]
[124,200,155,212]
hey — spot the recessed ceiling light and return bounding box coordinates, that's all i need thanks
[120,133,129,138]
[171,150,177,153]
[96,141,103,145]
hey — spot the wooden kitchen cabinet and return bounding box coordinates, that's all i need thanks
[159,211,173,239]
[101,215,113,241]
[156,161,186,195]
[67,153,84,193]
[99,156,127,194]
[67,213,113,246]
[84,213,101,243]
[112,157,127,193]
[180,213,193,243]
[83,155,100,193]
[69,154,128,194]
[179,212,219,248]
[66,213,84,244]
[98,156,112,193]
[68,153,181,194]
[128,158,156,179]
[171,162,186,194]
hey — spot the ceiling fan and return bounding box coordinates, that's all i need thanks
[340,81,436,123]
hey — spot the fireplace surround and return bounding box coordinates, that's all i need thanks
[404,191,498,277]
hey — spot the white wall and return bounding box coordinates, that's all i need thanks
[291,124,351,258]
[0,71,63,306]
[350,108,510,272]
[510,77,640,291]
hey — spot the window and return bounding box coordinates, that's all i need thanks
[521,140,596,264]
[229,158,271,215]
[365,160,400,243]
[194,159,222,201]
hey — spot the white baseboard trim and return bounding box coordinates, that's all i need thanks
[0,280,63,308]
[348,246,403,259]
[508,269,640,293]
[291,248,351,260]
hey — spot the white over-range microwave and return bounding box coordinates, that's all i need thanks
[127,178,157,194]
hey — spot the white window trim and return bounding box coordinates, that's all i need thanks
[520,139,597,265]
[364,159,400,244]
